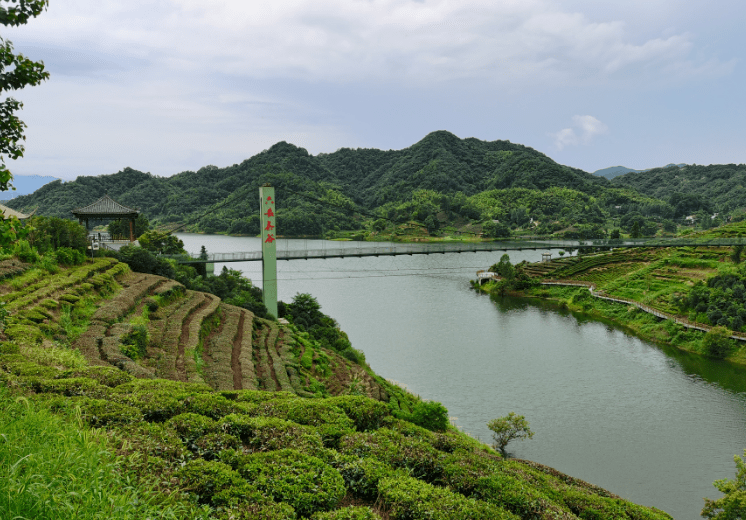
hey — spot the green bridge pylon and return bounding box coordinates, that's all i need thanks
[260,185,278,318]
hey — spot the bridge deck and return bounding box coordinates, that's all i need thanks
[164,237,746,264]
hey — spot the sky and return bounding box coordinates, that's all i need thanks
[3,0,746,181]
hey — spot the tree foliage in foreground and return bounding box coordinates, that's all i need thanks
[0,0,49,248]
[702,450,746,519]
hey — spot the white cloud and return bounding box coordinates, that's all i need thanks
[552,115,607,150]
[9,0,733,87]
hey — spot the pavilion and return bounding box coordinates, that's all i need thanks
[71,194,139,242]
[0,203,34,220]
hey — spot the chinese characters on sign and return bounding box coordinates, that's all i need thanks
[264,196,275,243]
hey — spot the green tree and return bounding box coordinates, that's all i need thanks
[492,253,515,282]
[138,230,185,255]
[731,245,744,265]
[0,0,49,248]
[482,220,511,238]
[702,450,746,519]
[630,221,641,238]
[702,326,733,359]
[487,412,534,456]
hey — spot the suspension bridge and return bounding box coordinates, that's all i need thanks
[163,185,746,318]
[165,236,746,265]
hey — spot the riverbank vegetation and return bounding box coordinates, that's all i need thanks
[0,219,677,519]
[477,224,746,365]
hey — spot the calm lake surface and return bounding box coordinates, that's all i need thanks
[179,233,746,519]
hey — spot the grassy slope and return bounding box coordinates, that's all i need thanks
[0,257,673,519]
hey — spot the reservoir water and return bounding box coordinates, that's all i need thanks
[178,233,746,519]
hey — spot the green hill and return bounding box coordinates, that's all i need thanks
[0,255,673,519]
[7,132,625,237]
[611,163,746,218]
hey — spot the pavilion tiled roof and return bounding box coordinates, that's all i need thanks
[71,195,138,217]
[0,203,32,219]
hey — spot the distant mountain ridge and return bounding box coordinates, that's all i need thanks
[593,164,686,180]
[0,174,60,200]
[6,131,612,235]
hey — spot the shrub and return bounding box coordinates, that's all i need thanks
[57,366,133,387]
[702,326,734,358]
[4,324,43,345]
[221,448,345,517]
[377,475,516,520]
[54,247,85,266]
[120,325,148,360]
[175,459,246,504]
[253,399,355,445]
[166,413,218,445]
[212,486,298,520]
[0,341,19,355]
[112,388,186,422]
[180,393,251,419]
[5,361,60,379]
[76,397,143,427]
[338,428,444,482]
[35,378,111,399]
[335,456,402,499]
[220,414,324,453]
[192,432,241,460]
[111,422,189,462]
[311,507,380,520]
[408,400,450,432]
[326,395,391,431]
[13,240,39,263]
[432,431,493,455]
[113,378,212,395]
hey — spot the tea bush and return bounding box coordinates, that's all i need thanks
[111,422,189,462]
[167,413,218,445]
[111,388,186,422]
[76,397,143,427]
[219,414,324,453]
[335,456,403,499]
[253,398,355,445]
[311,507,380,520]
[326,395,390,431]
[58,365,134,387]
[192,432,241,460]
[221,448,345,517]
[175,459,246,504]
[180,392,252,419]
[377,475,517,520]
[339,428,444,482]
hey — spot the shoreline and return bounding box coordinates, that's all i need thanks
[476,281,746,368]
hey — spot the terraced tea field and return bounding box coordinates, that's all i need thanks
[0,257,387,400]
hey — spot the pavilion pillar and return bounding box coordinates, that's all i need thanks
[260,185,278,318]
[129,218,134,242]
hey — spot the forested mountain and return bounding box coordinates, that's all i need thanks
[611,163,746,218]
[7,131,679,237]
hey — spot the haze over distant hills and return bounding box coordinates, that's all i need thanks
[0,175,61,200]
[593,164,686,180]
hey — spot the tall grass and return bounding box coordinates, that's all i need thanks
[0,387,211,520]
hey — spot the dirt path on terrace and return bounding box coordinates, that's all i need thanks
[231,311,245,390]
[176,293,212,382]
